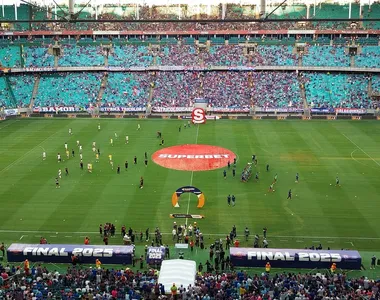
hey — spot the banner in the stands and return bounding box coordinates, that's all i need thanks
[99,107,146,112]
[146,247,166,265]
[335,108,367,114]
[7,243,134,264]
[230,248,362,270]
[255,107,304,113]
[4,109,19,116]
[311,108,334,113]
[33,106,76,113]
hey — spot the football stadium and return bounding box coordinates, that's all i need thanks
[0,0,380,297]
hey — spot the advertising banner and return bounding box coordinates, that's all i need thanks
[7,244,134,264]
[335,108,367,114]
[230,248,362,270]
[311,108,334,114]
[33,106,76,113]
[4,109,19,116]
[255,107,304,113]
[99,107,146,113]
[146,247,166,265]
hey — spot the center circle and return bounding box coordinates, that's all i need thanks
[152,144,236,171]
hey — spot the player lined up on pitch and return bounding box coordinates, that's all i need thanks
[47,123,152,188]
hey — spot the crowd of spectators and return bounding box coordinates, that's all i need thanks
[303,73,373,109]
[0,262,379,299]
[152,72,201,108]
[7,43,380,69]
[102,72,151,107]
[34,72,101,107]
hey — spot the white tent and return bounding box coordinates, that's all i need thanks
[158,259,196,293]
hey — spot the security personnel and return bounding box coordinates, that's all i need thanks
[96,258,102,269]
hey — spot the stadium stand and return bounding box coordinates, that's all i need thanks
[24,46,54,67]
[203,46,248,67]
[253,46,297,66]
[0,77,13,108]
[35,73,101,107]
[303,73,372,108]
[355,46,380,68]
[108,45,153,67]
[102,72,150,107]
[157,45,199,66]
[152,71,201,107]
[302,45,350,67]
[59,45,104,67]
[0,46,21,68]
[8,74,35,107]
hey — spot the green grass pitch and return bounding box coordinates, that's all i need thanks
[0,118,379,257]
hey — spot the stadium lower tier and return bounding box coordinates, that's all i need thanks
[0,72,379,109]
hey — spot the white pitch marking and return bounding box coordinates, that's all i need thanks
[280,239,288,242]
[49,235,57,238]
[64,235,72,238]
[312,241,320,243]
[342,133,380,167]
[0,130,61,174]
[296,240,304,243]
[185,124,199,226]
[19,235,24,240]
[327,241,335,243]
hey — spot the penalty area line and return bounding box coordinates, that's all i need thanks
[185,124,200,225]
[342,133,380,168]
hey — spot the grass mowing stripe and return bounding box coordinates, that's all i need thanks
[185,124,200,225]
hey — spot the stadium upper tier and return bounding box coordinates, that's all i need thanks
[1,3,380,31]
[2,43,380,68]
[1,72,378,109]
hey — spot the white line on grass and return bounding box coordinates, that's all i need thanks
[342,133,380,167]
[19,235,24,240]
[0,130,60,174]
[185,124,200,226]
[2,229,380,240]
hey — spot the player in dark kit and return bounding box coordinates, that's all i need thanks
[144,152,148,160]
[160,139,164,146]
[125,160,128,170]
[117,165,120,174]
[227,195,231,206]
[157,131,162,138]
[295,173,299,183]
[231,195,236,206]
[287,189,292,200]
[252,154,255,162]
[80,161,83,170]
[232,168,236,177]
[72,149,75,157]
[134,156,137,164]
[144,159,148,167]
[179,126,181,132]
[65,167,69,176]
[233,157,237,165]
[266,164,269,172]
[223,170,227,179]
[335,176,340,187]
[255,172,259,181]
[55,177,60,188]
[139,177,144,189]
[228,161,230,169]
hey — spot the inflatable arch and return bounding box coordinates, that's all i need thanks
[171,186,205,208]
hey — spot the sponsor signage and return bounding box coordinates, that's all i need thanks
[152,144,236,171]
[7,244,134,264]
[335,108,367,114]
[311,108,334,113]
[192,108,206,124]
[255,107,304,113]
[99,106,146,112]
[4,109,18,116]
[146,247,166,265]
[33,106,76,113]
[230,247,362,270]
[170,214,205,219]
